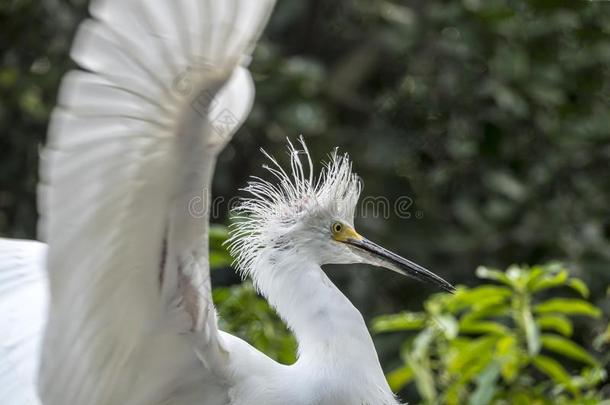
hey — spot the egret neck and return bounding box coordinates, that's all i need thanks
[251,246,397,402]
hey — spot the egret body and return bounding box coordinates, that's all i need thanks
[222,141,454,405]
[0,0,454,404]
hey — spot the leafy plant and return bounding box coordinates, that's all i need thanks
[208,224,234,269]
[373,264,608,404]
[213,282,297,365]
[209,225,297,365]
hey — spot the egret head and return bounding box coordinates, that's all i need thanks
[227,138,454,293]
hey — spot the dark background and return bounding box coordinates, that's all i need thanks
[1,0,609,395]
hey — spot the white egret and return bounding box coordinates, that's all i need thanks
[0,0,454,404]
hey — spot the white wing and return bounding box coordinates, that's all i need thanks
[38,1,275,404]
[0,239,47,405]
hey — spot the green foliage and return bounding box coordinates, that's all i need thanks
[213,282,297,365]
[2,1,610,402]
[208,224,233,269]
[373,264,608,404]
[3,0,610,359]
[0,0,88,237]
[247,0,610,306]
[209,227,297,365]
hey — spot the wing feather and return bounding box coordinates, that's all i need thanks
[38,1,275,404]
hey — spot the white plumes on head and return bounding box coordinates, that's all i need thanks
[227,137,362,278]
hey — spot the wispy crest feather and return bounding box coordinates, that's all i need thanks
[227,137,361,276]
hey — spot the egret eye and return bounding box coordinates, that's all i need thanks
[331,222,343,234]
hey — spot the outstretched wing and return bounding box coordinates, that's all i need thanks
[38,1,275,404]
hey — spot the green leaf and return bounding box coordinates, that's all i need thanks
[536,314,573,337]
[532,355,579,396]
[525,266,546,288]
[496,334,515,356]
[476,266,513,286]
[456,285,513,302]
[498,349,521,383]
[567,278,589,298]
[451,286,512,313]
[372,312,426,333]
[540,334,599,366]
[447,335,498,375]
[529,270,568,292]
[460,302,510,323]
[459,320,509,335]
[535,299,602,318]
[386,365,414,392]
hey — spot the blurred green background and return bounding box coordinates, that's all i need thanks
[1,0,609,403]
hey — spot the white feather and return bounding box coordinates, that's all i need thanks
[227,138,362,281]
[36,1,275,404]
[1,0,409,403]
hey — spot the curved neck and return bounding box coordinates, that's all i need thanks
[253,249,383,368]
[249,249,398,404]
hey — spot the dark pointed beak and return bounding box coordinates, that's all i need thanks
[345,237,455,294]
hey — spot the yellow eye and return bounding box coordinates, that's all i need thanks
[330,222,362,242]
[331,222,343,234]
